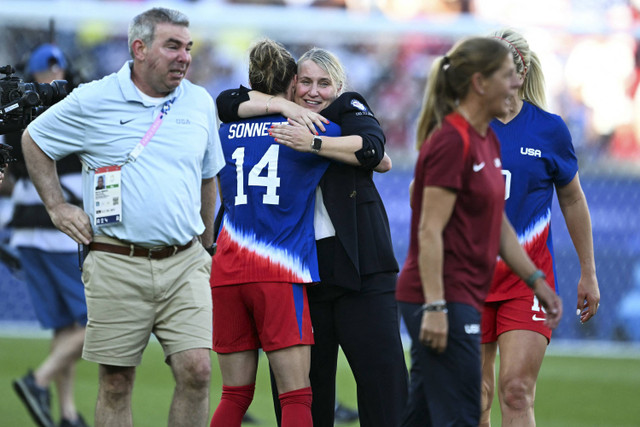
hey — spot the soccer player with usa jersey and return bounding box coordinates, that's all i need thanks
[210,39,339,427]
[480,29,601,427]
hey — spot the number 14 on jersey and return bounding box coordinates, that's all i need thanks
[232,145,281,206]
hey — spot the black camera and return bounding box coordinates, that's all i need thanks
[0,141,14,173]
[0,64,68,136]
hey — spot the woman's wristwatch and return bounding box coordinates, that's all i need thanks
[311,136,322,154]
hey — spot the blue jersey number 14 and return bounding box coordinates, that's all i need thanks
[232,144,281,206]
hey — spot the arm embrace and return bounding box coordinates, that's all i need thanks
[216,86,328,134]
[317,92,387,170]
[218,88,390,171]
[271,118,392,172]
[271,92,390,170]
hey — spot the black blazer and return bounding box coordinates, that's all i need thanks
[318,93,398,291]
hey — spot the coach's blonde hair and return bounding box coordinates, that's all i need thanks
[490,28,547,110]
[415,37,510,150]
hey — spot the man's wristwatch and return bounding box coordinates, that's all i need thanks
[311,136,322,154]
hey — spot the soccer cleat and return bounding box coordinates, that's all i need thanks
[334,402,359,424]
[242,411,260,424]
[59,413,90,427]
[13,370,54,427]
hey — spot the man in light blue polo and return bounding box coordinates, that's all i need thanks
[21,7,223,427]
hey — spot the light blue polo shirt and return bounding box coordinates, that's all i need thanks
[28,61,224,247]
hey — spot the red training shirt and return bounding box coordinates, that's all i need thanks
[396,112,505,312]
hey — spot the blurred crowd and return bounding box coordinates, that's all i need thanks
[2,4,640,171]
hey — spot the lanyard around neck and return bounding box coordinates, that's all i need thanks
[126,98,175,164]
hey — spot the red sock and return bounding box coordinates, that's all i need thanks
[279,386,313,427]
[210,384,255,427]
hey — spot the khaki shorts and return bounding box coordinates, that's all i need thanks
[81,236,213,366]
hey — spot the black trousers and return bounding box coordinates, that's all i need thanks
[399,301,482,427]
[272,272,408,427]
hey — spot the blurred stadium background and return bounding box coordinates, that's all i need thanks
[2,0,640,353]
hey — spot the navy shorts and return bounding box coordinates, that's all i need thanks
[19,248,87,329]
[400,301,481,427]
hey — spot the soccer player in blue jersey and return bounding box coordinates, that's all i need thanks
[480,28,601,427]
[210,39,341,427]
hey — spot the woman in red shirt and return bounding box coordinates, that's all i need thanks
[395,36,563,426]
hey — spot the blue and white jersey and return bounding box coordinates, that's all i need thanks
[212,114,340,286]
[488,101,578,301]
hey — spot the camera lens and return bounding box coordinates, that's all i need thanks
[31,80,68,106]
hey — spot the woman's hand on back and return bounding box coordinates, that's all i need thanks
[277,98,329,134]
[270,119,316,153]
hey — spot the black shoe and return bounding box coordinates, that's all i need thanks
[59,414,89,427]
[13,371,54,427]
[242,411,259,424]
[334,402,359,423]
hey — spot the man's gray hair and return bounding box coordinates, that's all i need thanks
[128,7,189,58]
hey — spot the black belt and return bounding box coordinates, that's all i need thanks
[89,238,196,260]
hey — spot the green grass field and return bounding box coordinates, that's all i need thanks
[1,336,639,426]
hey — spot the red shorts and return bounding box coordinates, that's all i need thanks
[481,293,552,344]
[211,282,314,353]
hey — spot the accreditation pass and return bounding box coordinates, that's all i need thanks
[94,165,122,226]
